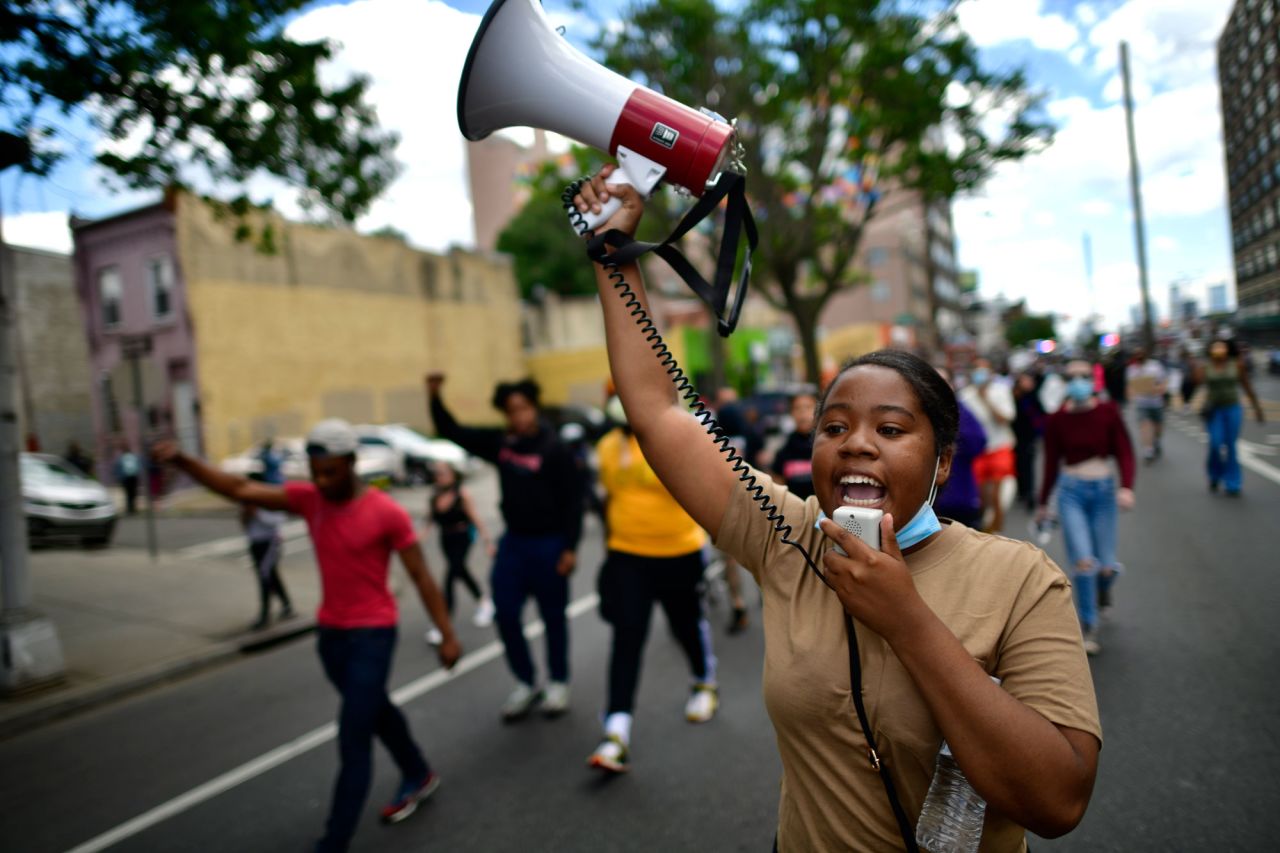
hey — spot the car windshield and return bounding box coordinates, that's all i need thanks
[21,456,91,487]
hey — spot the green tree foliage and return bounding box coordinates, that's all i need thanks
[0,0,399,222]
[585,0,1052,380]
[1005,314,1057,348]
[496,158,600,300]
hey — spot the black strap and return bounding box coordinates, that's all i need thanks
[586,171,756,337]
[845,614,920,852]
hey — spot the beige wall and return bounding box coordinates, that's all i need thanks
[175,195,524,462]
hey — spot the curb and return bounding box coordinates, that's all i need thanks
[0,619,317,742]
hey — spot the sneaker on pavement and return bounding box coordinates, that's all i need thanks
[424,627,443,646]
[587,735,629,773]
[727,606,748,635]
[501,683,542,721]
[380,772,440,824]
[473,597,495,628]
[1082,628,1101,656]
[684,683,719,723]
[542,681,571,717]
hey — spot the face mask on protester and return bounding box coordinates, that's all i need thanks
[815,456,942,550]
[971,368,990,386]
[1066,377,1094,402]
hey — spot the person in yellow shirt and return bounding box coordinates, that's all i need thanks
[587,394,719,773]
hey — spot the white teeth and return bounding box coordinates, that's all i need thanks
[839,474,884,487]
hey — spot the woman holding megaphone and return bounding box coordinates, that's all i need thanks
[572,168,1100,852]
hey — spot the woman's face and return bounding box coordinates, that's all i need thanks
[433,462,456,486]
[812,366,952,530]
[1209,341,1229,362]
[503,392,540,436]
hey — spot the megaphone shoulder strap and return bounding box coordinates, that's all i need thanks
[584,171,756,337]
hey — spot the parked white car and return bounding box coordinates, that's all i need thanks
[354,424,470,484]
[21,453,118,546]
[221,437,403,484]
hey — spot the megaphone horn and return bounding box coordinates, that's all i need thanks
[458,0,737,230]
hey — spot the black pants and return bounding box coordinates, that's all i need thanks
[1014,435,1038,508]
[316,627,428,852]
[598,549,714,715]
[249,537,291,618]
[122,476,139,514]
[440,530,482,614]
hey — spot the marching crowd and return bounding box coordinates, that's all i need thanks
[141,172,1266,852]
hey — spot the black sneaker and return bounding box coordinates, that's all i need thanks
[727,606,748,635]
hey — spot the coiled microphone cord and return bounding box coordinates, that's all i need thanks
[562,179,832,591]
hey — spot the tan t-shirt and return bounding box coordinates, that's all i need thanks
[714,469,1101,852]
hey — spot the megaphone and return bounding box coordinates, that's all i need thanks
[457,0,737,231]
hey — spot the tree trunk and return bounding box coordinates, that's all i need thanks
[794,300,823,386]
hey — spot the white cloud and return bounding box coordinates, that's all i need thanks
[955,0,1081,52]
[2,211,73,254]
[1086,0,1233,93]
[952,0,1237,332]
[283,0,482,251]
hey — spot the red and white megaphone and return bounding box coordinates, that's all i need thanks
[457,0,738,231]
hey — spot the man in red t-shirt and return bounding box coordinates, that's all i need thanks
[155,419,460,853]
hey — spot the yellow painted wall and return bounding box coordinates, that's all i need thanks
[176,195,524,462]
[819,323,886,367]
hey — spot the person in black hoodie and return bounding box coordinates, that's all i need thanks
[426,373,583,721]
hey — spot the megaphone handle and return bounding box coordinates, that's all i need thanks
[577,147,667,232]
[579,193,625,232]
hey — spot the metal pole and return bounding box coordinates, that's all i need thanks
[130,353,158,561]
[0,235,31,613]
[0,208,64,690]
[1120,41,1157,352]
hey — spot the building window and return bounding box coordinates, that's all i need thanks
[146,256,174,320]
[867,247,889,268]
[871,280,891,302]
[99,267,122,328]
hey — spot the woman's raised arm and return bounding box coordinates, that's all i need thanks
[574,168,738,538]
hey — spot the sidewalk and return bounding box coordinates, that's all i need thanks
[0,545,321,739]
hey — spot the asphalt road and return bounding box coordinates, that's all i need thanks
[3,399,1279,852]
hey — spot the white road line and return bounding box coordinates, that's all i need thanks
[1240,445,1280,487]
[65,593,600,853]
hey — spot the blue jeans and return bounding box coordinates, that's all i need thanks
[1056,475,1119,630]
[1205,403,1244,493]
[492,532,570,685]
[316,627,428,852]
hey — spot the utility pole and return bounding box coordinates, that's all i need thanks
[0,212,66,692]
[1120,41,1157,353]
[122,335,159,561]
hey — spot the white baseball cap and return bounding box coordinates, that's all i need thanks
[305,419,359,457]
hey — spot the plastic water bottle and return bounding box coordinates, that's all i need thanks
[914,740,986,853]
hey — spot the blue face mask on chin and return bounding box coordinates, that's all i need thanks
[896,455,942,550]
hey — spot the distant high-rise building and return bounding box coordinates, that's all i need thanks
[1218,1,1280,339]
[1209,282,1230,313]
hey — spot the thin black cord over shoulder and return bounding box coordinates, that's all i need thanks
[562,181,832,592]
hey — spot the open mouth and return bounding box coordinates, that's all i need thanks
[839,474,887,508]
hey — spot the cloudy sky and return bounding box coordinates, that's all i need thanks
[1,0,1238,334]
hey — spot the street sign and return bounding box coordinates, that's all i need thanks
[121,335,152,359]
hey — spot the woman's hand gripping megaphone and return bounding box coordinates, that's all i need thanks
[573,164,647,237]
[574,150,665,233]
